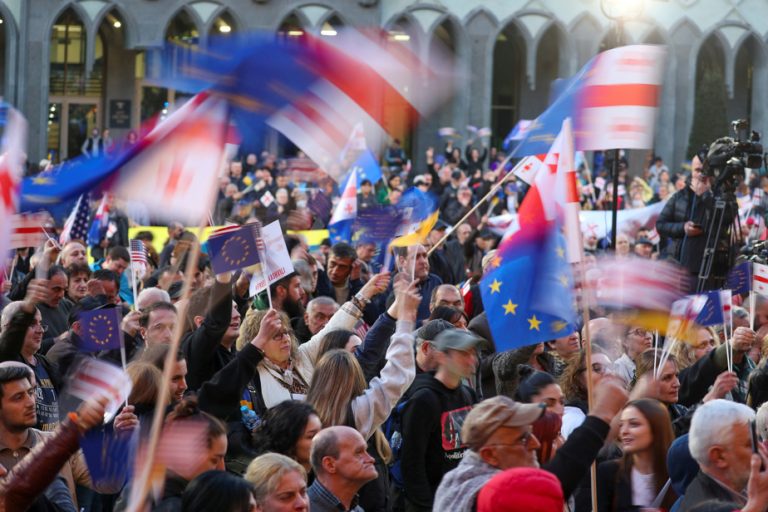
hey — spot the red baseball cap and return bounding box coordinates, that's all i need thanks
[477,467,564,512]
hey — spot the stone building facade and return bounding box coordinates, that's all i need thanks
[2,0,766,170]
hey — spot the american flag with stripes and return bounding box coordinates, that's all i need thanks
[67,359,132,423]
[130,239,148,266]
[59,194,91,245]
[10,212,49,249]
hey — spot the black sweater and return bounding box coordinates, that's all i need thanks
[400,373,478,510]
[182,280,234,391]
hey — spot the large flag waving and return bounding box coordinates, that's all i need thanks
[513,45,666,156]
[0,105,27,260]
[328,168,358,243]
[112,95,229,224]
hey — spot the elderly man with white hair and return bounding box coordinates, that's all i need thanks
[679,399,756,510]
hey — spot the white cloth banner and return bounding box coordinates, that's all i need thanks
[249,220,295,296]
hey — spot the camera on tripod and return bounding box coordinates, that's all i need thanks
[701,119,764,196]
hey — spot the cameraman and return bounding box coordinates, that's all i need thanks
[656,155,713,274]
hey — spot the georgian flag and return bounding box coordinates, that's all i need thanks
[753,262,768,298]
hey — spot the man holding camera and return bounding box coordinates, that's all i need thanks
[656,155,713,275]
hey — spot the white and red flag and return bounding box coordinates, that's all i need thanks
[268,28,455,179]
[9,212,49,249]
[68,359,132,422]
[753,262,768,297]
[113,94,229,224]
[577,45,666,151]
[0,105,27,259]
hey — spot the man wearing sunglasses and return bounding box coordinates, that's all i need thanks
[434,377,629,512]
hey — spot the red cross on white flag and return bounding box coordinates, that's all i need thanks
[0,106,28,265]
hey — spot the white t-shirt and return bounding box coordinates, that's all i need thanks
[631,467,656,507]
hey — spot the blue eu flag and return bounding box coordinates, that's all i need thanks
[726,261,751,295]
[81,424,136,488]
[695,290,724,326]
[78,307,122,352]
[207,225,261,274]
[480,224,577,352]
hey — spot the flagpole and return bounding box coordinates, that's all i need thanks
[427,153,516,257]
[578,255,598,512]
[131,267,139,311]
[128,217,206,512]
[750,290,755,331]
[252,220,272,310]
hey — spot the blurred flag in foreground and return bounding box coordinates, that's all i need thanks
[67,359,132,422]
[667,295,708,342]
[328,168,358,244]
[695,290,724,327]
[753,262,768,297]
[726,261,751,295]
[78,307,122,352]
[0,104,27,259]
[9,212,49,249]
[513,45,666,157]
[81,425,136,489]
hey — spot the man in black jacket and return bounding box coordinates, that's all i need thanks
[399,329,480,511]
[656,156,731,283]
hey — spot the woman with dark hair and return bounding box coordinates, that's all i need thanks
[428,305,468,330]
[116,396,228,511]
[316,329,361,356]
[181,471,255,512]
[596,399,677,511]
[251,400,321,474]
[515,365,565,417]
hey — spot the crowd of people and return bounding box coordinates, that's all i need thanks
[4,135,768,512]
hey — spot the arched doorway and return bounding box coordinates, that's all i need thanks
[491,22,526,149]
[47,7,104,161]
[209,10,237,38]
[687,34,728,157]
[730,35,760,128]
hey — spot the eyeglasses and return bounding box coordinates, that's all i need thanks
[486,431,537,449]
[272,331,290,341]
[30,321,48,333]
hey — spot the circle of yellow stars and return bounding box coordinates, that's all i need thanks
[88,313,115,346]
[486,243,570,333]
[221,235,251,267]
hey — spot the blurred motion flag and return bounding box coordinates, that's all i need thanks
[503,119,532,150]
[667,295,708,342]
[328,168,358,244]
[113,95,229,224]
[512,155,544,185]
[480,224,577,351]
[60,194,90,245]
[513,45,666,157]
[87,194,110,247]
[695,290,724,326]
[78,307,122,352]
[9,212,49,249]
[726,261,751,295]
[68,359,132,422]
[339,122,368,164]
[353,206,402,246]
[348,149,382,187]
[267,28,456,178]
[206,224,261,274]
[389,210,439,248]
[20,94,229,224]
[753,262,768,297]
[81,425,136,489]
[438,127,459,138]
[0,104,27,258]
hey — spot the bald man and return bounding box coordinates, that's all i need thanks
[308,426,378,512]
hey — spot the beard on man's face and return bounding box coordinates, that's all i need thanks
[283,295,305,320]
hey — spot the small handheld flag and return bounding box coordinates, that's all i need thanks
[206,224,261,274]
[78,307,123,352]
[67,359,132,423]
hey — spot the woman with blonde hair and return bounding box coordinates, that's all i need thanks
[245,453,308,512]
[305,281,420,512]
[669,327,719,370]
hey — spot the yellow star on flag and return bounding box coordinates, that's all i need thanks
[527,315,541,331]
[492,255,502,268]
[489,279,502,294]
[558,274,569,287]
[551,320,567,332]
[555,246,565,259]
[502,300,518,315]
[32,175,53,185]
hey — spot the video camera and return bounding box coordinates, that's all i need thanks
[701,119,764,196]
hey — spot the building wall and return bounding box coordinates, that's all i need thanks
[5,0,768,170]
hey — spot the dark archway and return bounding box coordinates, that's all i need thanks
[491,22,526,149]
